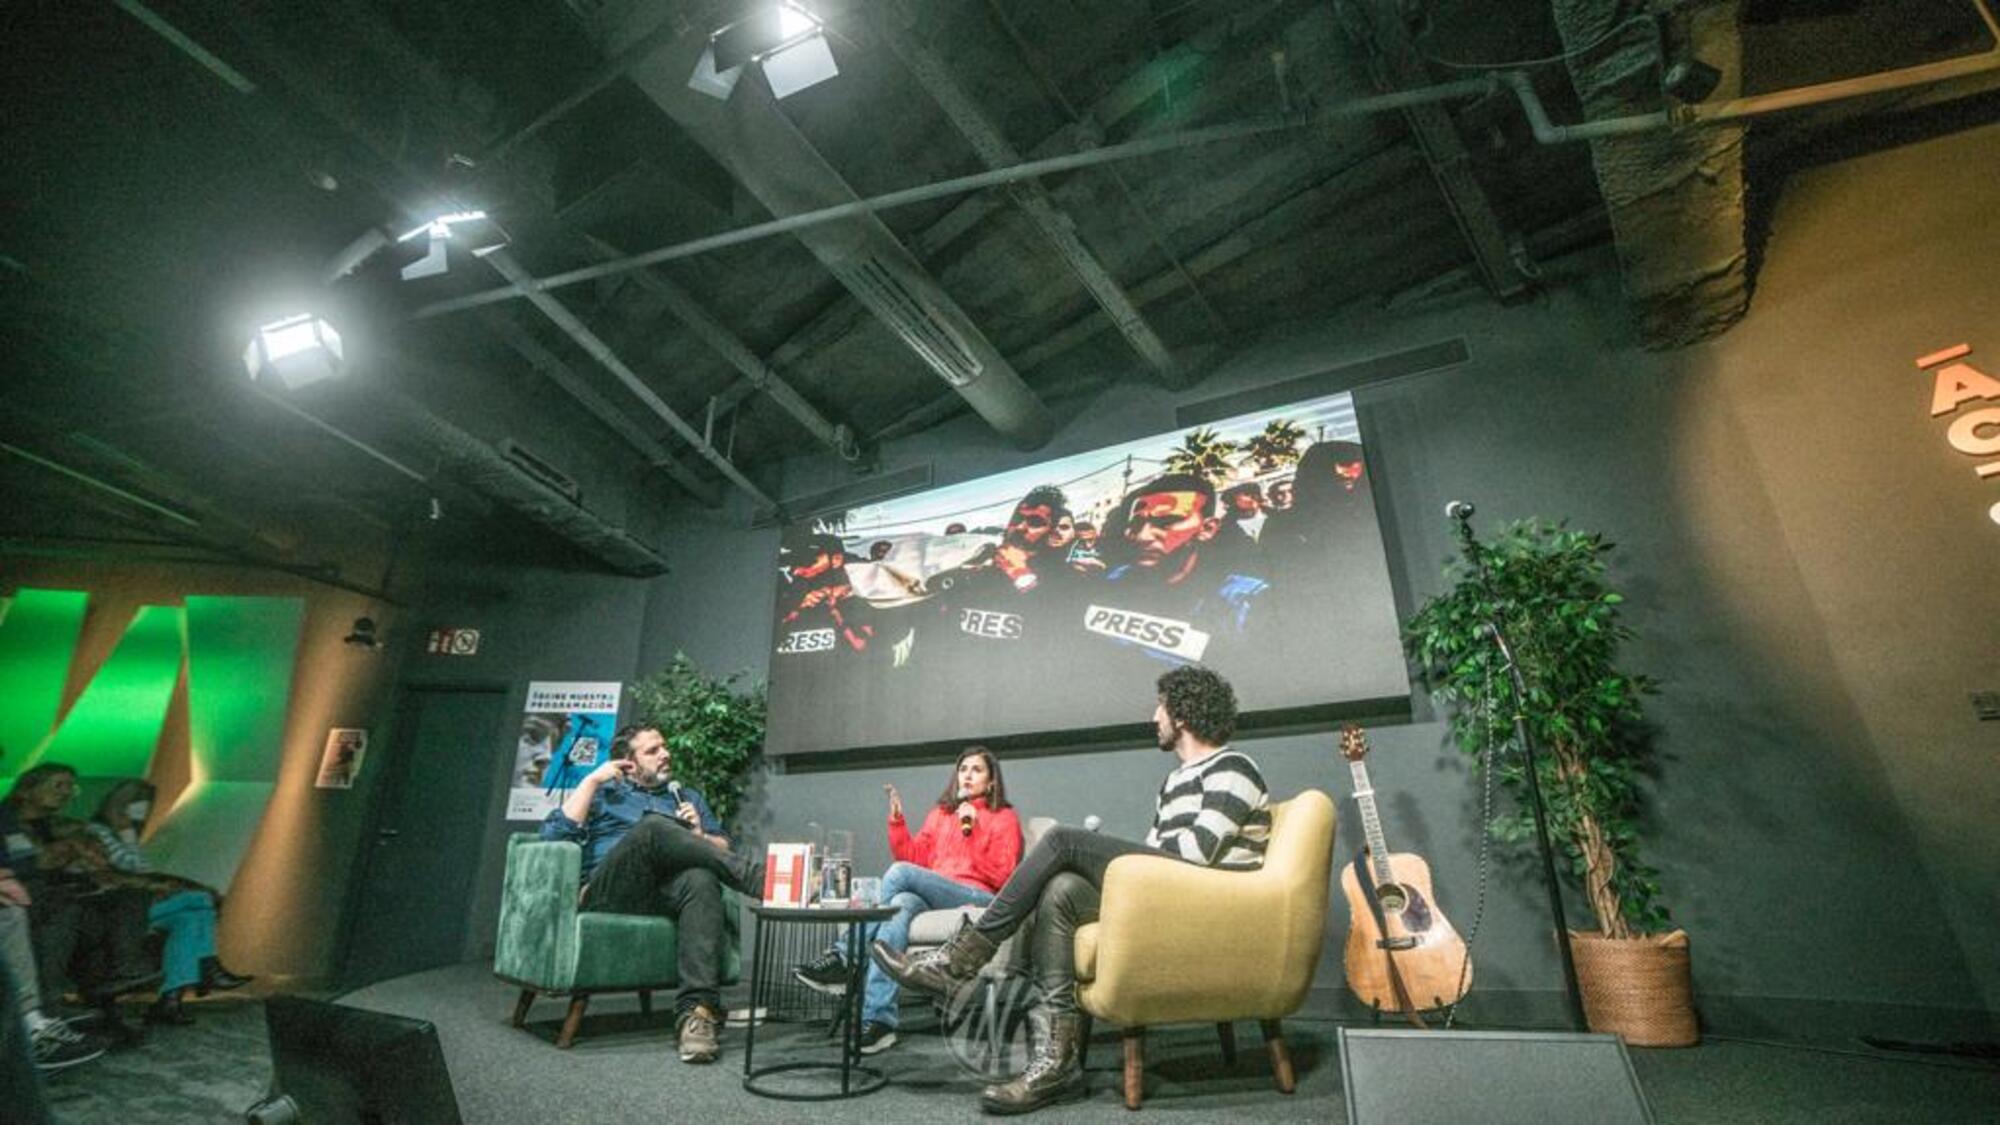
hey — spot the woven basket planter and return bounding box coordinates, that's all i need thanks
[1568,929,1699,1047]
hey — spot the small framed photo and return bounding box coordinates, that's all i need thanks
[316,728,369,789]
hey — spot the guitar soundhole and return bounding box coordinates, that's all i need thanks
[1375,883,1407,912]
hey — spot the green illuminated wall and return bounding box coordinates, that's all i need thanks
[0,588,88,780]
[30,604,185,782]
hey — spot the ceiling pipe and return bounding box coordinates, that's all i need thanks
[411,78,1494,320]
[0,440,203,528]
[420,21,2000,325]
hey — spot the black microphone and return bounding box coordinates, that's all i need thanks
[957,788,975,837]
[1445,500,1476,521]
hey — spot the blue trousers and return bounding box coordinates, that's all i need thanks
[858,862,993,1028]
[149,891,216,994]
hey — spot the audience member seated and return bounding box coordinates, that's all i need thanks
[539,723,764,1065]
[1,750,108,1076]
[2,764,153,1047]
[790,745,1023,1055]
[876,666,1270,1114]
[86,780,252,1026]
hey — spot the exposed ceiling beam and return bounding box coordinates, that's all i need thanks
[1341,0,1534,301]
[612,15,1056,450]
[573,233,858,462]
[871,1,1189,387]
[474,309,725,506]
[480,248,777,509]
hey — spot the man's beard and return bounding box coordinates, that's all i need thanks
[632,765,668,788]
[1156,725,1177,753]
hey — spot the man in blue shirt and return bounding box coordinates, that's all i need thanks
[539,724,761,1064]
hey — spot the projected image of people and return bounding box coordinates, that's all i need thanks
[764,391,1410,754]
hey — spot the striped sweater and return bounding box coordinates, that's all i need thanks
[1145,748,1271,869]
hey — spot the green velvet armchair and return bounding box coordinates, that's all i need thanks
[494,833,742,1048]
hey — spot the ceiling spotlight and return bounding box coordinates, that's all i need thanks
[243,313,344,391]
[688,2,838,101]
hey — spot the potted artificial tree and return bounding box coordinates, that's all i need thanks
[626,652,767,829]
[1404,520,1696,1046]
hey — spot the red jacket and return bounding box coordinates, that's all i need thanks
[887,798,1022,894]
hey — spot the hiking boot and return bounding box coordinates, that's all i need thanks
[979,1008,1086,1115]
[32,1018,107,1072]
[870,921,996,1002]
[676,1004,720,1064]
[857,1021,898,1055]
[792,949,849,996]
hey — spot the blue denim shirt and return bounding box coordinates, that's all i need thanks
[539,778,722,884]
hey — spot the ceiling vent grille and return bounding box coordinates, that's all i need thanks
[498,438,582,504]
[833,257,984,387]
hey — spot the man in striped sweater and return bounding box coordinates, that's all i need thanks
[874,665,1269,1114]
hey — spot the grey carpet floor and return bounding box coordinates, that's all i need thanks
[40,963,2000,1123]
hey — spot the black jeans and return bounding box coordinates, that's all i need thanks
[27,879,153,1003]
[583,816,761,1015]
[972,826,1180,1014]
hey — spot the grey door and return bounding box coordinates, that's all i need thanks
[341,685,508,987]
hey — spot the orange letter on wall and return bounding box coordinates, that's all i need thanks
[1930,362,2000,416]
[1945,407,2000,457]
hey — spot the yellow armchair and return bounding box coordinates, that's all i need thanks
[1074,790,1337,1109]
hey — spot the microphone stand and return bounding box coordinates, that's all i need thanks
[1453,514,1589,1032]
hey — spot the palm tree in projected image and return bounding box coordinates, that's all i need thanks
[1163,427,1238,485]
[1245,418,1307,474]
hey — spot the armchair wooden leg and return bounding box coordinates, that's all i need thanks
[557,994,590,1049]
[1259,1019,1295,1094]
[1121,1027,1145,1110]
[510,989,535,1029]
[638,989,653,1017]
[1217,1020,1237,1066]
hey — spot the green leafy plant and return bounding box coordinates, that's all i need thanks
[1403,520,1666,938]
[627,652,766,829]
[1245,418,1307,473]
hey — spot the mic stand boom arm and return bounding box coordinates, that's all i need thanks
[1453,516,1589,1033]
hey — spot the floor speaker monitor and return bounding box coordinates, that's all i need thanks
[1338,1028,1655,1125]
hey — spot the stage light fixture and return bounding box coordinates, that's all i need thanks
[395,209,506,281]
[242,313,344,391]
[688,2,838,101]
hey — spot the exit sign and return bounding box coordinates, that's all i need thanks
[426,628,481,656]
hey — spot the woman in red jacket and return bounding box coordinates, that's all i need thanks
[793,745,1022,1055]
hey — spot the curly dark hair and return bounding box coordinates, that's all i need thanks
[1156,666,1238,746]
[611,722,664,760]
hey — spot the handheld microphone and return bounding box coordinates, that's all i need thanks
[667,779,686,810]
[957,788,975,837]
[1445,500,1475,521]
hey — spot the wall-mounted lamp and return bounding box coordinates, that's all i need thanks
[343,616,383,650]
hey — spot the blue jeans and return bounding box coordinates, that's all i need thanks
[858,862,992,1028]
[148,891,216,994]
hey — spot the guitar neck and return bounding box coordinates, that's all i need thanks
[1347,758,1397,887]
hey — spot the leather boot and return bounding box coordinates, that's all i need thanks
[870,921,997,1002]
[980,1007,1085,1115]
[195,957,253,997]
[145,991,196,1027]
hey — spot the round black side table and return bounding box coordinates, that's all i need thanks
[742,902,899,1101]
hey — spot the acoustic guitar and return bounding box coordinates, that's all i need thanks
[1338,724,1473,1014]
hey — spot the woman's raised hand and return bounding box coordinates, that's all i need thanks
[883,783,903,821]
